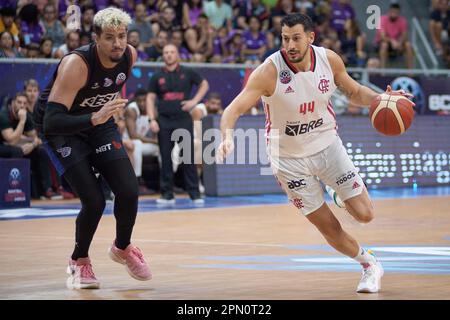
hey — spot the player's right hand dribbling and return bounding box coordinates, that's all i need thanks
[216,138,234,164]
[91,98,128,126]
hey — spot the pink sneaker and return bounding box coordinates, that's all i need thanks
[108,242,152,281]
[66,257,100,289]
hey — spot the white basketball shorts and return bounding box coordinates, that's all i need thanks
[271,136,364,216]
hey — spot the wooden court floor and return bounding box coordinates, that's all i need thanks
[1,196,449,300]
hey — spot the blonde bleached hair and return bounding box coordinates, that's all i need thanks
[93,7,131,35]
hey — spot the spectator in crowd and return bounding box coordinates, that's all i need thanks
[241,16,267,64]
[79,4,95,45]
[0,92,61,199]
[236,0,269,31]
[25,42,40,58]
[182,0,203,30]
[339,18,366,67]
[158,6,182,34]
[53,30,80,59]
[41,3,65,50]
[19,4,45,47]
[271,0,297,17]
[330,0,356,37]
[314,16,340,51]
[0,30,23,58]
[24,78,75,199]
[110,0,135,15]
[191,92,223,194]
[170,29,192,61]
[124,89,159,195]
[295,0,316,18]
[38,36,53,58]
[376,3,414,69]
[127,29,149,61]
[184,14,214,62]
[429,0,449,56]
[211,26,229,63]
[145,29,168,61]
[146,44,209,204]
[0,93,32,158]
[0,7,20,46]
[24,78,39,113]
[129,3,154,49]
[263,15,283,60]
[203,0,233,31]
[366,56,381,69]
[222,30,244,63]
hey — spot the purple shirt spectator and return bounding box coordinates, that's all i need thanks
[179,46,192,61]
[137,49,149,61]
[20,21,45,46]
[242,30,267,50]
[330,0,355,34]
[0,0,16,10]
[58,0,70,20]
[189,7,203,26]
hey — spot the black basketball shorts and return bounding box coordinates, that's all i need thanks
[42,121,129,175]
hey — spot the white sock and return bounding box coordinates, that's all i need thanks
[353,247,377,268]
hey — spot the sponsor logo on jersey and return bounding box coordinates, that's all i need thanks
[336,171,356,186]
[318,76,330,94]
[285,118,324,136]
[299,101,315,114]
[79,92,119,108]
[279,70,292,84]
[285,86,294,94]
[96,143,112,154]
[112,140,122,149]
[103,78,113,87]
[352,181,360,189]
[56,147,72,158]
[116,72,126,85]
[287,179,306,190]
[91,82,100,89]
[291,198,304,209]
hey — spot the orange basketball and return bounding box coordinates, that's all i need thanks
[369,93,415,136]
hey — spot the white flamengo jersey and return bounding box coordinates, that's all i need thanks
[261,45,338,159]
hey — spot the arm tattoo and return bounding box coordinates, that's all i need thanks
[337,82,355,100]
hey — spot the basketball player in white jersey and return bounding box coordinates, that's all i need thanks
[217,13,414,293]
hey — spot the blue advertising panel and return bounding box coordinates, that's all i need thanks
[0,159,30,209]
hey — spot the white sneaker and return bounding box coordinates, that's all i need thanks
[156,197,176,205]
[325,185,345,208]
[191,198,205,205]
[357,261,384,293]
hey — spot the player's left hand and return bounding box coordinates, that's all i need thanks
[385,85,414,99]
[181,99,197,112]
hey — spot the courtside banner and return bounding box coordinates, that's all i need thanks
[369,75,450,115]
[0,158,30,209]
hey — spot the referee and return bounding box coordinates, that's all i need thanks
[146,44,209,204]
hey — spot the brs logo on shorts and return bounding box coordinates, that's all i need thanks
[285,118,324,136]
[80,92,119,108]
[336,171,356,186]
[287,179,306,189]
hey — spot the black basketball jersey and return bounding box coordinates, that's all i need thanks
[34,42,132,131]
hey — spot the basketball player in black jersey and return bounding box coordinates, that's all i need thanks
[33,7,151,289]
